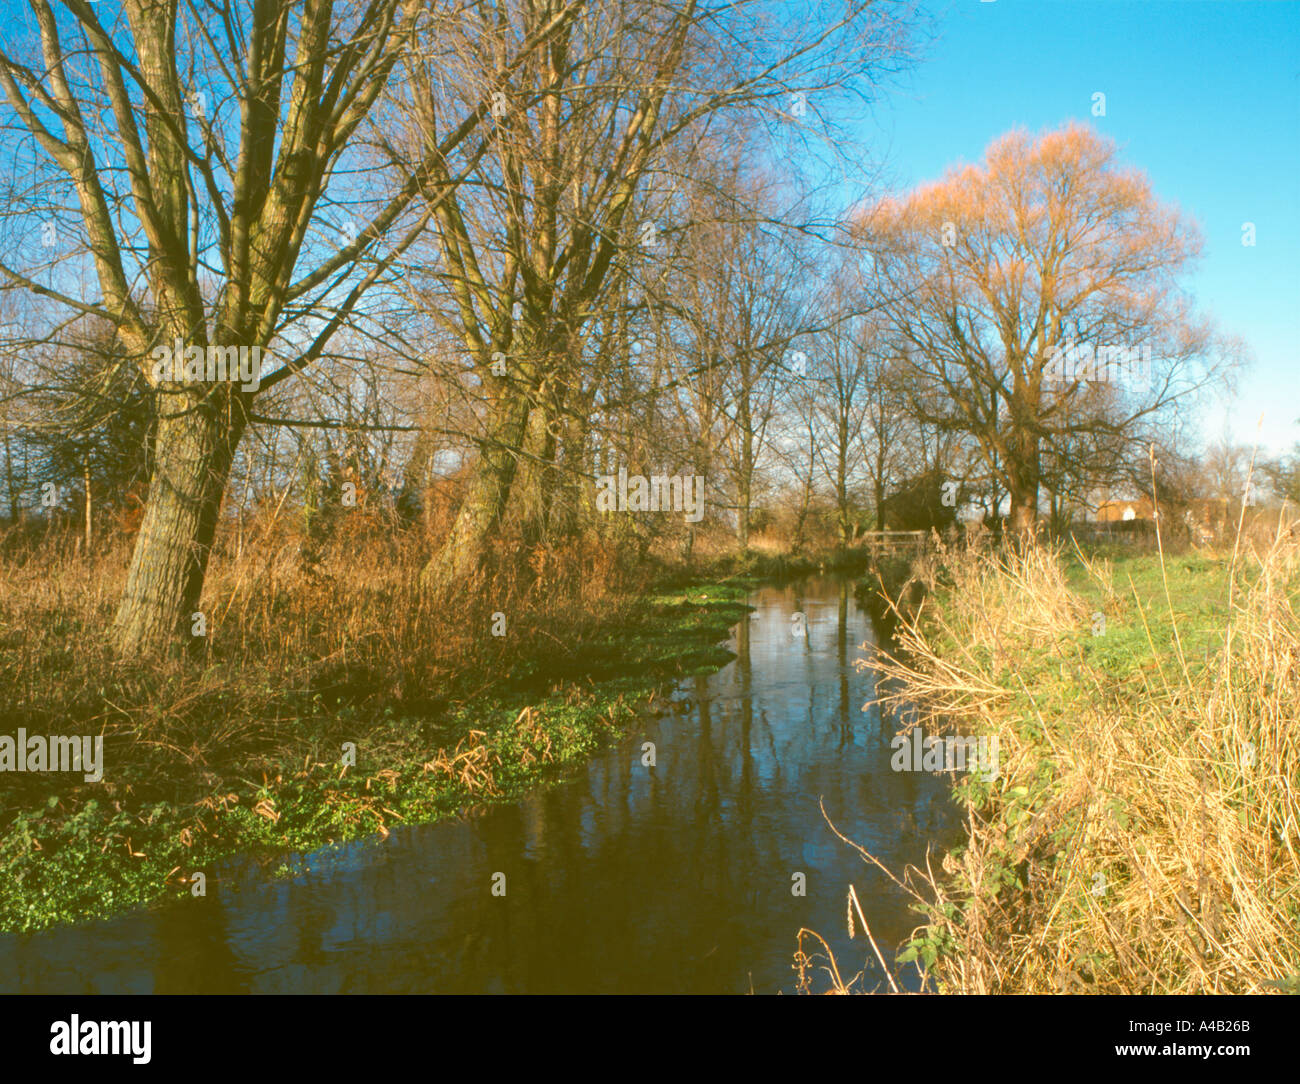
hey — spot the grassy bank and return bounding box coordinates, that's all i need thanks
[676,544,881,584]
[0,528,752,934]
[849,532,1300,994]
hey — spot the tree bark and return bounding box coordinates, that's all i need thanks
[518,400,557,546]
[112,389,245,654]
[421,388,532,591]
[737,380,753,552]
[549,412,588,541]
[83,455,92,552]
[396,427,434,529]
[835,421,850,546]
[1006,425,1040,534]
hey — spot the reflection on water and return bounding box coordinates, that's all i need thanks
[0,577,960,994]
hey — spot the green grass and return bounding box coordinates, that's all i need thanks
[1069,551,1233,694]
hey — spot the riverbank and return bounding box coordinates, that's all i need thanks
[860,534,1300,993]
[3,573,957,994]
[0,535,752,934]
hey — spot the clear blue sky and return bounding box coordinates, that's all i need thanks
[852,0,1300,455]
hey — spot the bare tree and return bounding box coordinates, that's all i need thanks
[0,0,572,653]
[859,122,1237,532]
[401,0,918,586]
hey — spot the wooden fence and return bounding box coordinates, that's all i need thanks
[857,530,928,558]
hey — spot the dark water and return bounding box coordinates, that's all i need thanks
[0,577,961,994]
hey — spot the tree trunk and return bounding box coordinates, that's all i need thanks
[83,455,92,552]
[737,469,751,552]
[422,389,532,591]
[521,405,558,547]
[112,390,245,655]
[1009,499,1036,533]
[4,427,18,522]
[834,419,849,546]
[549,413,587,541]
[396,427,434,529]
[737,395,753,552]
[1006,427,1040,534]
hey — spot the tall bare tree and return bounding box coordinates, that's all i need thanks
[0,0,572,652]
[403,0,918,587]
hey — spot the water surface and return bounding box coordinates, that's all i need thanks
[0,576,960,993]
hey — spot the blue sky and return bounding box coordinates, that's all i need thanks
[853,0,1300,455]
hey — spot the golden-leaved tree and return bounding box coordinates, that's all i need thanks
[860,122,1236,530]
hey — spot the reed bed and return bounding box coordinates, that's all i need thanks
[801,523,1300,994]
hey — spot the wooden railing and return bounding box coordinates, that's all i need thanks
[857,530,928,557]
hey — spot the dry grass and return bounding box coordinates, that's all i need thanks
[0,513,643,814]
[806,523,1300,994]
[2,510,763,931]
